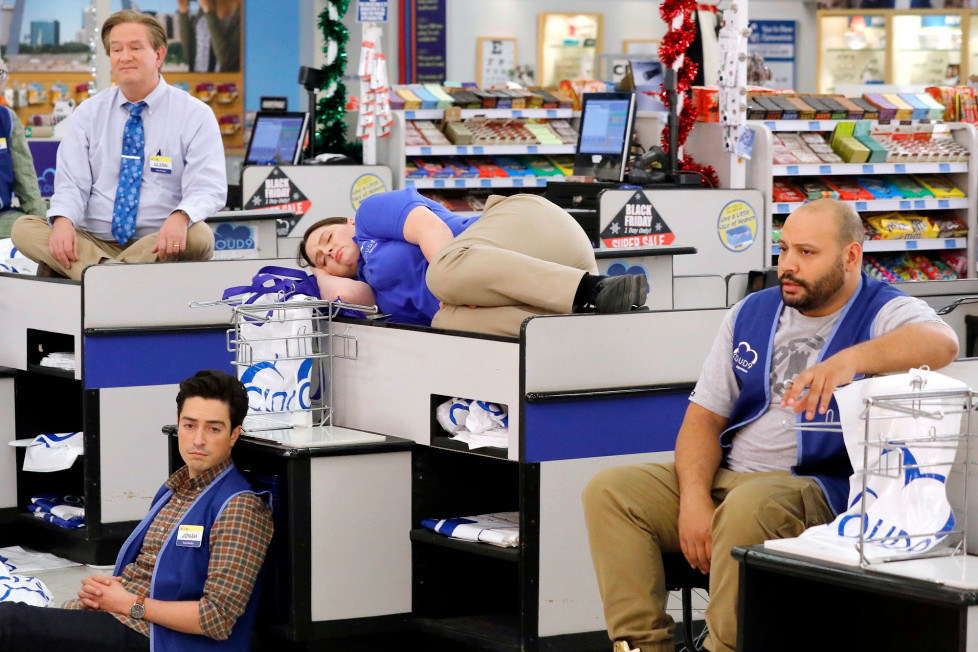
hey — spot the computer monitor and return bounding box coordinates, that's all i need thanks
[244,111,310,166]
[573,92,637,182]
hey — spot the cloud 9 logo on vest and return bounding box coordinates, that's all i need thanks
[733,341,758,372]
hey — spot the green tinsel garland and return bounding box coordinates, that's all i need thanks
[316,0,360,160]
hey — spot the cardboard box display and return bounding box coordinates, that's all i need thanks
[769,96,800,120]
[914,92,948,120]
[881,93,914,120]
[753,96,783,119]
[800,96,833,120]
[784,96,817,120]
[818,96,849,120]
[854,176,903,199]
[863,94,898,121]
[831,95,865,121]
[799,177,840,199]
[848,96,880,120]
[821,176,874,200]
[896,93,930,121]
[831,136,871,163]
[394,87,423,110]
[913,174,965,198]
[409,85,440,109]
[772,179,807,202]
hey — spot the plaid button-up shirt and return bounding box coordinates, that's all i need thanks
[65,460,274,640]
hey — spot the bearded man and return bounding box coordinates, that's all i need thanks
[581,198,960,652]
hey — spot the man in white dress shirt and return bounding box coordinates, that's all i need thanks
[11,10,226,280]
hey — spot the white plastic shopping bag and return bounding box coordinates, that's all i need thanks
[766,368,967,565]
[0,559,53,607]
[223,267,322,430]
[0,238,37,275]
[9,432,83,472]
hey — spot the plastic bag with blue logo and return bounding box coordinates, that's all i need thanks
[223,266,323,430]
[13,432,84,472]
[0,559,52,607]
[0,238,37,275]
[435,398,473,435]
[765,368,967,565]
[465,401,508,434]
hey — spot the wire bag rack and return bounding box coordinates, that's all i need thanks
[194,296,377,433]
[853,381,976,570]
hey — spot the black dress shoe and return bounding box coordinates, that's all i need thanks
[592,274,647,313]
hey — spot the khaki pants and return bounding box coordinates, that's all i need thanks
[582,463,834,652]
[426,194,598,337]
[11,215,214,281]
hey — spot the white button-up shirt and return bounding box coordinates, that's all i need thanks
[47,75,226,240]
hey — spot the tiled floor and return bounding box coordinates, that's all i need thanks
[23,561,99,606]
[26,557,706,651]
[28,561,500,651]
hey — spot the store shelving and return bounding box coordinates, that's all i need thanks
[773,198,969,213]
[686,120,978,279]
[756,120,942,133]
[771,162,969,177]
[406,177,552,189]
[377,110,577,194]
[405,144,575,157]
[402,108,573,120]
[771,237,968,257]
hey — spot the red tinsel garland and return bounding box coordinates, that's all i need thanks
[658,0,719,188]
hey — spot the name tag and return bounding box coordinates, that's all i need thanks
[0,138,8,151]
[175,524,204,547]
[150,155,173,174]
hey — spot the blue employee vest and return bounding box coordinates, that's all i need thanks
[0,108,15,210]
[721,272,905,515]
[114,465,267,652]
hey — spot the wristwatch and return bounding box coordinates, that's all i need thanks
[129,595,146,620]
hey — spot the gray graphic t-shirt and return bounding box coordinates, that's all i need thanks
[690,294,947,473]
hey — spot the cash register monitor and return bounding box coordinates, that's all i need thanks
[244,111,310,166]
[573,92,637,182]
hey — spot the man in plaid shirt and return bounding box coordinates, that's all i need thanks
[0,370,273,651]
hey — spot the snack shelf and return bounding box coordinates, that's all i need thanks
[864,238,967,252]
[405,144,576,156]
[684,119,978,280]
[754,119,940,132]
[772,197,970,214]
[772,162,969,176]
[380,111,580,196]
[406,177,556,189]
[403,108,574,120]
[770,237,968,256]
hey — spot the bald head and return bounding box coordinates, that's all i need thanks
[792,198,864,249]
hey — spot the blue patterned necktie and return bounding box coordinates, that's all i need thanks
[111,101,146,245]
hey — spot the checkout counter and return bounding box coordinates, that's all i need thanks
[3,176,978,650]
[0,232,730,651]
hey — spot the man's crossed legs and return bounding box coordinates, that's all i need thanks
[11,215,214,280]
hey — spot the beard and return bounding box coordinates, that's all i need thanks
[779,257,846,313]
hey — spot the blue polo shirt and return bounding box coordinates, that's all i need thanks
[354,189,478,325]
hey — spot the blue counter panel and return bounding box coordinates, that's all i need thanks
[84,331,234,389]
[523,391,689,463]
